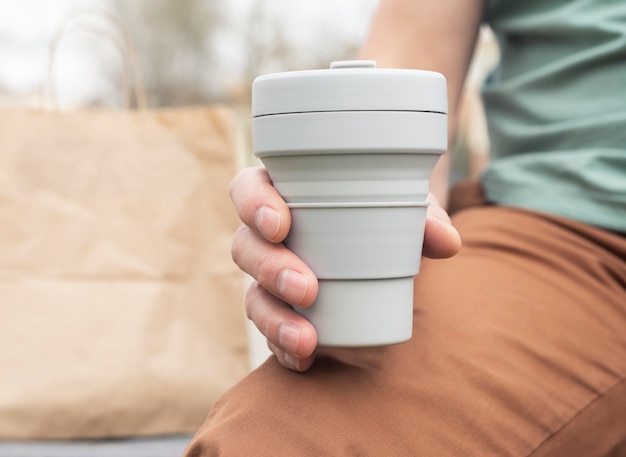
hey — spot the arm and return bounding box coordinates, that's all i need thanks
[359,0,484,208]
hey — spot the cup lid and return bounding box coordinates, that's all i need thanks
[252,60,447,117]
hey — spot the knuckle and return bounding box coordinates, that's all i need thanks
[231,224,249,264]
[228,167,249,201]
[244,283,258,321]
[227,175,238,202]
[254,249,280,291]
[244,284,280,344]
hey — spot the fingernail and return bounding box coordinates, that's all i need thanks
[278,321,301,354]
[255,206,281,240]
[277,269,309,306]
[283,352,300,371]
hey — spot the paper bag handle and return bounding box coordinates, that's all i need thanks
[44,6,147,110]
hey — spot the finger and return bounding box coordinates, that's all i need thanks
[232,226,318,307]
[422,201,462,259]
[246,282,317,364]
[268,341,316,372]
[229,167,291,243]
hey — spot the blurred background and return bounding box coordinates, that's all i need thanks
[0,0,498,176]
[0,0,377,109]
[0,0,385,184]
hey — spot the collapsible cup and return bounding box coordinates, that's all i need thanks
[252,61,448,346]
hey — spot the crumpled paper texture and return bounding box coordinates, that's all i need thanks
[0,106,248,439]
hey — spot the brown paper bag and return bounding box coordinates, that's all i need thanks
[0,106,249,439]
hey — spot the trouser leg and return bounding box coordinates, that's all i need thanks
[185,205,626,457]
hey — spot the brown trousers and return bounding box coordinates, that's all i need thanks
[185,183,626,456]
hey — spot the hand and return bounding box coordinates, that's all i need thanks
[229,167,461,372]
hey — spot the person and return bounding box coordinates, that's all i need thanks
[185,0,626,455]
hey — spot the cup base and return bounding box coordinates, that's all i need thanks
[295,277,414,347]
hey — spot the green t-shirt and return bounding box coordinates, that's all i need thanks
[481,0,626,233]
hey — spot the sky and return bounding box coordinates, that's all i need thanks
[0,0,378,108]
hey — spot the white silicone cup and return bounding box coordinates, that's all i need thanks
[254,111,447,203]
[285,202,429,279]
[252,62,448,347]
[295,276,415,347]
[262,152,440,203]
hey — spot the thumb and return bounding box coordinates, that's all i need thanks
[422,199,462,259]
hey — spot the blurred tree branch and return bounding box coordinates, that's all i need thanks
[111,0,369,108]
[113,0,227,107]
